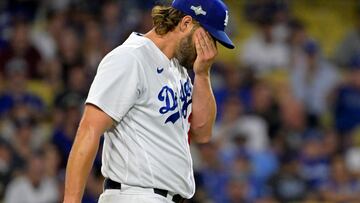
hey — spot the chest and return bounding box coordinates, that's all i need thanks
[141,62,193,128]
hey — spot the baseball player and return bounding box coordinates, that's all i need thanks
[63,0,234,202]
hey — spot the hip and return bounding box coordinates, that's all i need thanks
[98,183,174,203]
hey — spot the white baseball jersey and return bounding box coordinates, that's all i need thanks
[86,33,195,198]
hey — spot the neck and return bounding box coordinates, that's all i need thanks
[143,29,178,59]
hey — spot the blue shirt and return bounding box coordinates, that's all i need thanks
[335,86,360,133]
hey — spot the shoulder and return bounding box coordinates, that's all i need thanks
[96,46,144,77]
[101,46,140,64]
[100,40,153,69]
[112,33,152,59]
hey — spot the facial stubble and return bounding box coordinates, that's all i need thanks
[174,30,197,70]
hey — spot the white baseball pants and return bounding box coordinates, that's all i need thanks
[98,184,174,203]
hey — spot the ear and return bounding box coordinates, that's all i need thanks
[178,15,194,33]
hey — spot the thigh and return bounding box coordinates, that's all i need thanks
[98,190,171,203]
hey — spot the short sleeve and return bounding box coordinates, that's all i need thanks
[86,51,143,122]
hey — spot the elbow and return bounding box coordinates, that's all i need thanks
[76,120,102,141]
[190,125,212,143]
[195,135,212,143]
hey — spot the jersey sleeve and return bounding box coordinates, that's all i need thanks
[86,51,143,122]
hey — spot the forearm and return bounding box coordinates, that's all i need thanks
[190,73,216,143]
[63,123,101,203]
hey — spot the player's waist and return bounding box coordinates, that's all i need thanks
[103,178,186,203]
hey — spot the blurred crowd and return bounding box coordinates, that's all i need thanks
[0,0,360,203]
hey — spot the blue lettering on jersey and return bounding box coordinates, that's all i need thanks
[158,86,180,123]
[158,79,192,124]
[179,79,192,119]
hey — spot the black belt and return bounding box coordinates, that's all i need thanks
[104,178,185,203]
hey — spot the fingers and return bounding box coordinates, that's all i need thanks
[193,28,217,74]
[200,30,216,51]
[194,27,218,61]
[195,31,204,56]
[197,30,209,53]
[198,28,217,54]
[199,31,210,52]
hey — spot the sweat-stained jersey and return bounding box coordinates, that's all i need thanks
[85,33,195,198]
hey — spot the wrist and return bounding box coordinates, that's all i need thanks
[193,61,212,77]
[63,200,79,203]
[194,70,210,77]
[63,196,80,203]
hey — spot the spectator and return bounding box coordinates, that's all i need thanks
[250,80,281,139]
[334,55,360,134]
[345,129,360,177]
[333,9,360,68]
[299,131,330,191]
[83,19,107,75]
[322,130,340,157]
[134,9,154,34]
[55,66,88,108]
[42,144,63,201]
[38,58,63,94]
[4,151,59,203]
[240,16,289,75]
[227,149,278,202]
[271,2,290,43]
[278,96,307,152]
[232,117,270,153]
[196,142,229,203]
[0,138,14,199]
[0,101,48,153]
[268,154,307,202]
[225,178,252,203]
[12,121,33,165]
[57,27,82,82]
[291,40,339,121]
[226,163,254,203]
[101,1,131,49]
[215,96,270,153]
[0,21,42,78]
[287,19,307,69]
[321,156,360,202]
[218,129,277,200]
[52,103,81,168]
[31,11,66,61]
[214,67,252,120]
[0,61,44,118]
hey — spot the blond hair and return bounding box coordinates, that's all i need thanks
[151,6,186,35]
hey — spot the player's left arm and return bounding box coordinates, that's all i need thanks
[189,27,218,143]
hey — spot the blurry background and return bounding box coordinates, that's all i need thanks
[0,0,360,202]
